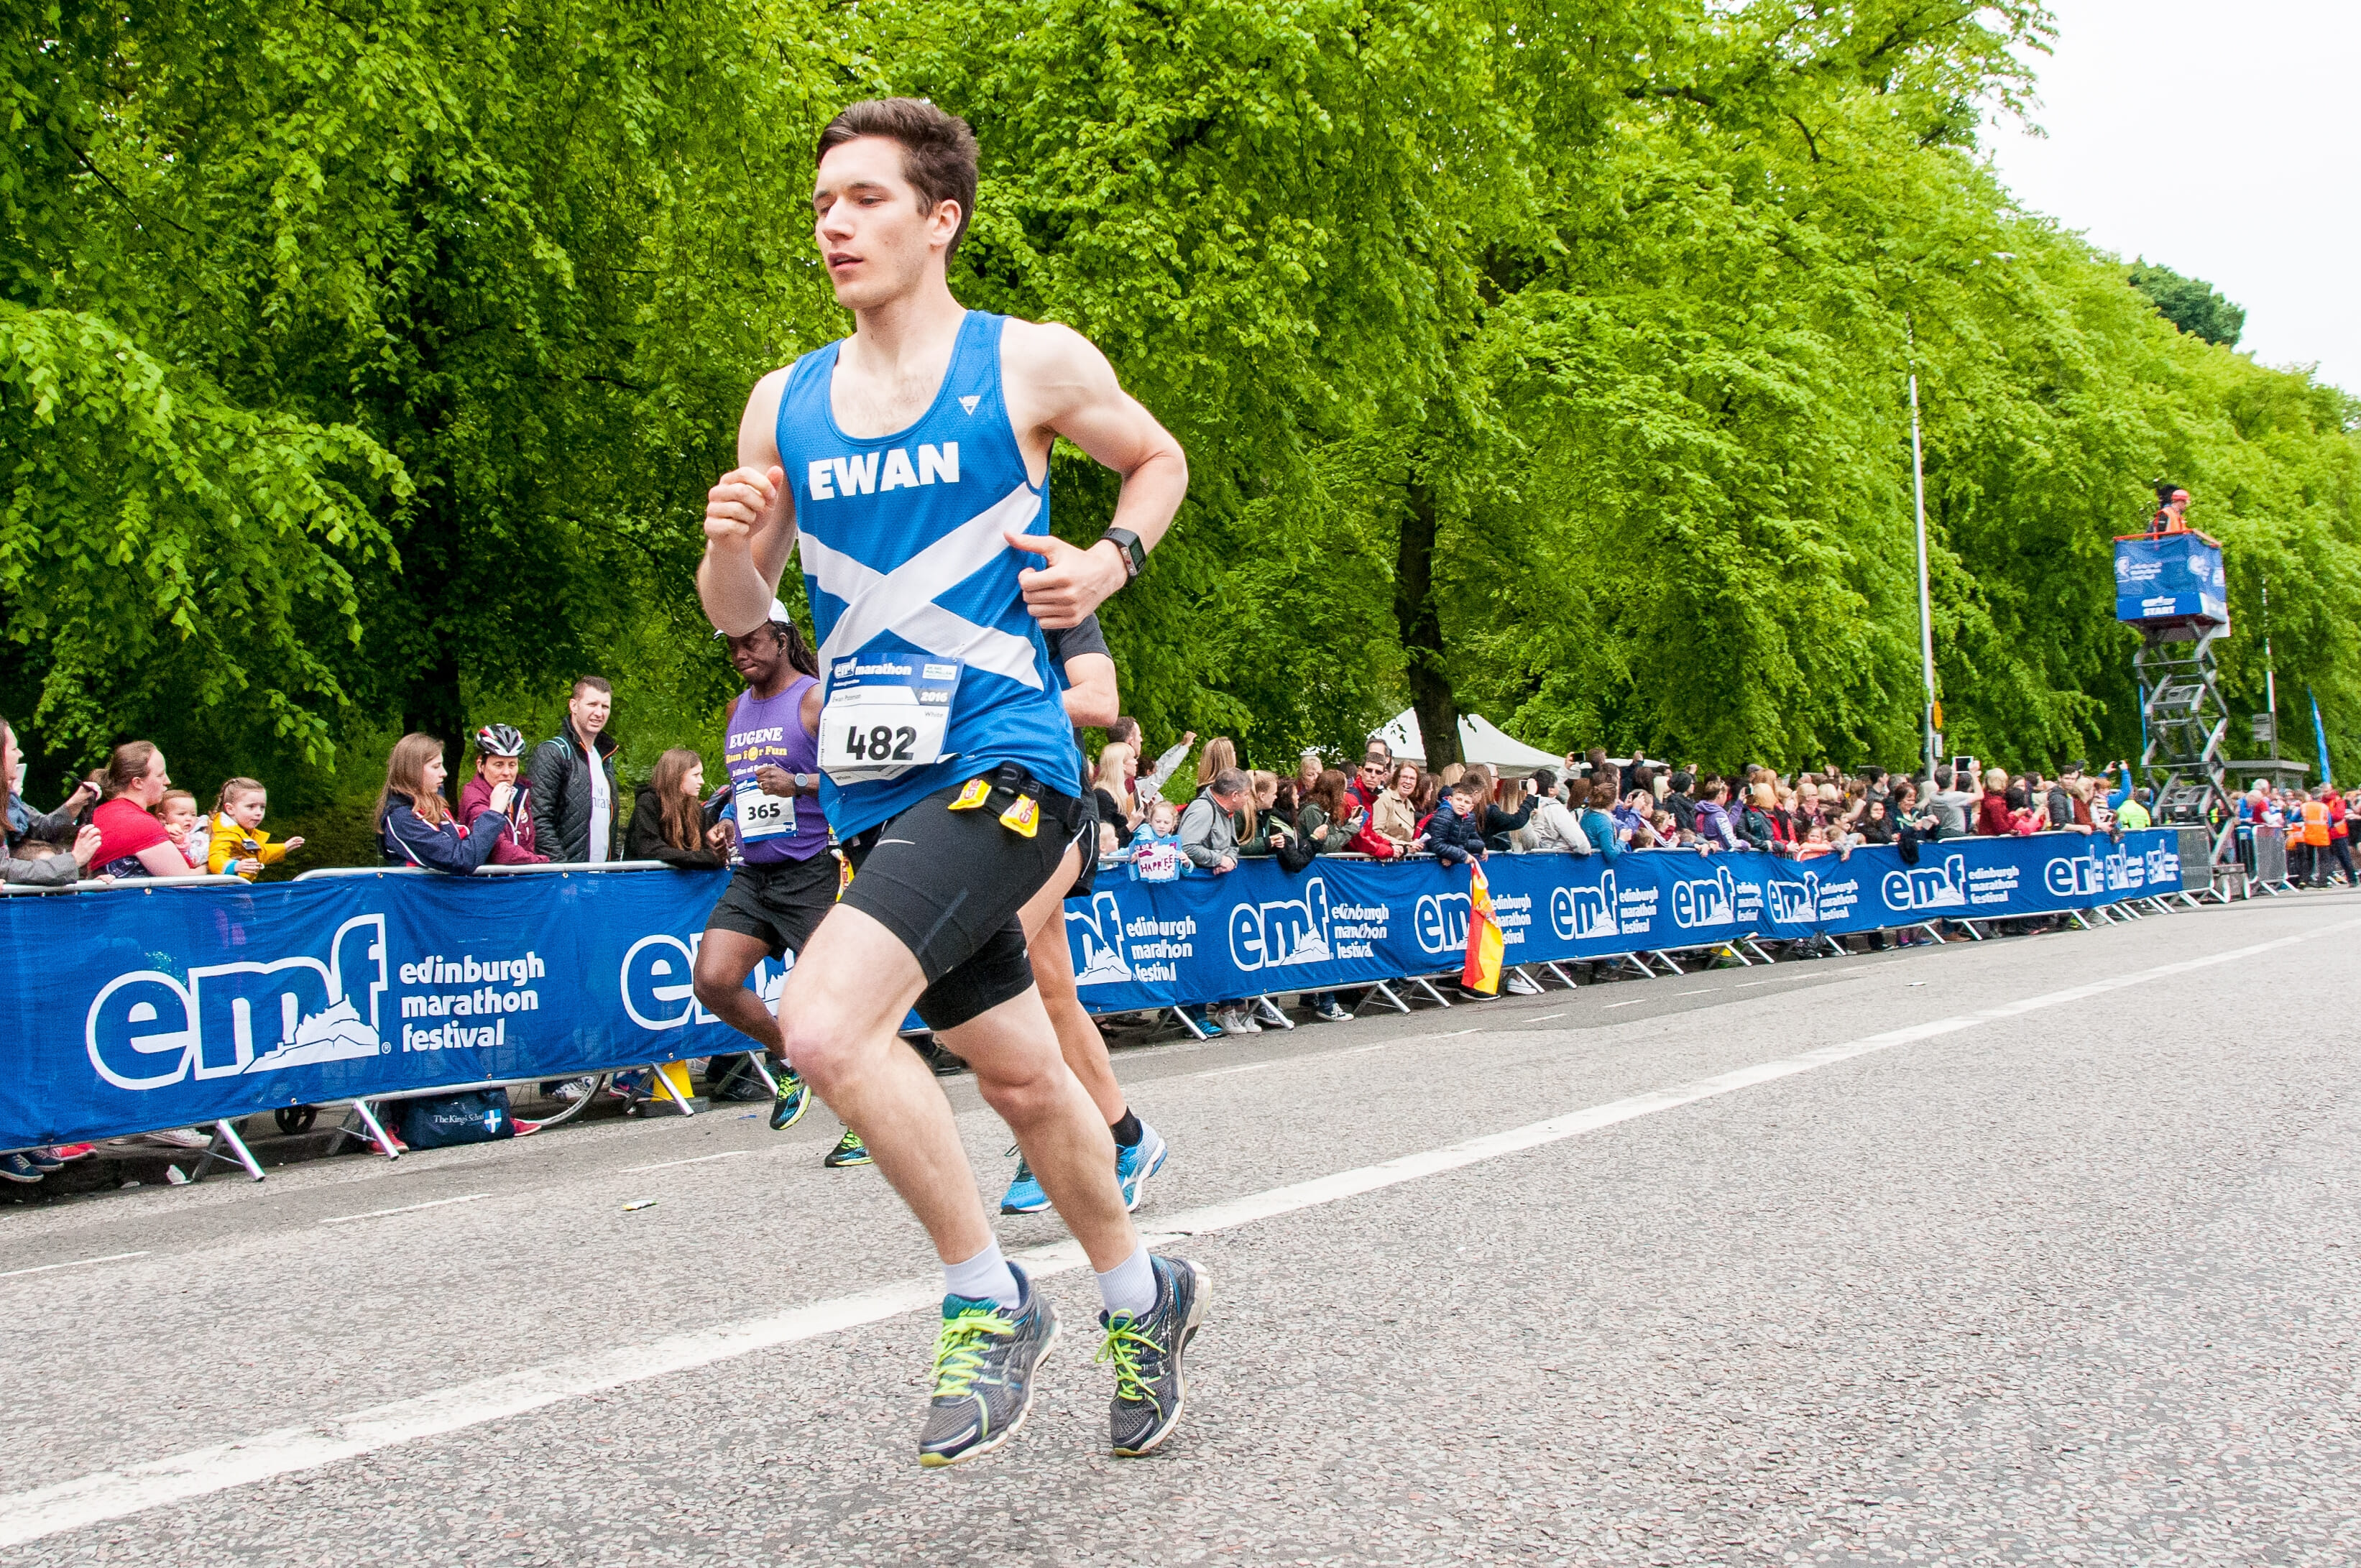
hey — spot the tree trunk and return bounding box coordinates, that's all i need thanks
[1396,471,1461,768]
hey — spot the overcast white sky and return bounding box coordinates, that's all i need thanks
[1983,0,2360,394]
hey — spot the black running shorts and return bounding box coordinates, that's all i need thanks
[843,770,1087,1031]
[704,852,838,960]
[1067,788,1100,900]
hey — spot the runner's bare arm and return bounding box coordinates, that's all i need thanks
[1000,320,1187,629]
[1059,652,1120,729]
[699,369,799,637]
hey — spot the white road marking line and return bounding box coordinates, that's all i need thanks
[0,1252,149,1281]
[1676,988,1713,995]
[1527,1012,1568,1021]
[1193,1061,1276,1079]
[1435,1027,1481,1038]
[616,1152,747,1175]
[1603,999,1647,1008]
[6,916,2351,1548]
[317,1194,491,1227]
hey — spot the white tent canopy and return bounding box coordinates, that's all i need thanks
[1372,708,1562,770]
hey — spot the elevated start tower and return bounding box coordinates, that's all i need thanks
[2115,530,2237,866]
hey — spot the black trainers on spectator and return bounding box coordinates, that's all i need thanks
[1097,1254,1209,1457]
[769,1071,811,1132]
[0,1152,46,1184]
[823,1127,873,1168]
[918,1262,1058,1467]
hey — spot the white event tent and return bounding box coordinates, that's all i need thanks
[1371,708,1562,770]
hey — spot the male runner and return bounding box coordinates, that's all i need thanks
[689,607,872,1169]
[999,613,1169,1215]
[698,98,1199,1465]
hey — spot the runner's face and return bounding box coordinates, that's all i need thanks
[813,137,960,310]
[728,629,783,686]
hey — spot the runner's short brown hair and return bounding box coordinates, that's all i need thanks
[817,98,980,264]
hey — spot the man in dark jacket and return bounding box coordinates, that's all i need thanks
[528,677,620,863]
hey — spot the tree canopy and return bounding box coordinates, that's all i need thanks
[5,0,2355,803]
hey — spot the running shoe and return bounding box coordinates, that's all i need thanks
[769,1070,811,1132]
[1000,1152,1051,1214]
[50,1143,96,1161]
[550,1076,597,1103]
[1115,1122,1169,1212]
[18,1148,63,1173]
[823,1128,873,1168]
[0,1152,47,1184]
[1097,1254,1208,1457]
[139,1126,212,1149]
[1504,970,1542,995]
[918,1262,1058,1467]
[1312,999,1352,1023]
[511,1119,542,1138]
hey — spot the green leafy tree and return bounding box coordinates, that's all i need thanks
[2129,261,2246,348]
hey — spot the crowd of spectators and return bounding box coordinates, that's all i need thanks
[10,684,2353,1165]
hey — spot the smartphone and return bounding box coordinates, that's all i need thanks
[1951,755,1977,784]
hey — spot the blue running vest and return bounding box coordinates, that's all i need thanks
[776,310,1084,838]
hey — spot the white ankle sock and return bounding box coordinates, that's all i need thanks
[942,1240,1021,1310]
[1095,1243,1157,1319]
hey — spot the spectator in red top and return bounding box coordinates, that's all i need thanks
[89,743,207,879]
[1345,743,1400,859]
[1974,766,2014,836]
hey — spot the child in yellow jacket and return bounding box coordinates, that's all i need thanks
[206,778,305,880]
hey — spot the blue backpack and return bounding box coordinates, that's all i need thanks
[399,1088,516,1148]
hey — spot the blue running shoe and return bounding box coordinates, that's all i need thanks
[1114,1121,1169,1212]
[769,1070,810,1133]
[918,1261,1058,1467]
[823,1127,873,1168]
[999,1151,1051,1214]
[1098,1253,1207,1457]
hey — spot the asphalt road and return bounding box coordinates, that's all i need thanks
[5,893,2359,1565]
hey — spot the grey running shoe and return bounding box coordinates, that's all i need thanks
[917,1261,1058,1467]
[1097,1254,1208,1457]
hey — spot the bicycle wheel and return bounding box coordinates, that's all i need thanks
[502,1074,609,1128]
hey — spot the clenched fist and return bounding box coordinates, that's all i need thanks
[707,465,786,546]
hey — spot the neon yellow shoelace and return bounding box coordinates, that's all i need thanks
[1095,1316,1165,1405]
[931,1309,1014,1398]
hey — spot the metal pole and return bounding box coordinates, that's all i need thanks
[1909,370,1936,779]
[2262,573,2279,760]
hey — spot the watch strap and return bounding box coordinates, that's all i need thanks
[1100,526,1146,580]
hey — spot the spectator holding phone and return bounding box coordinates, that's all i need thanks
[1,714,104,885]
[378,733,512,872]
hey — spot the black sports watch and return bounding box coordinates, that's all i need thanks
[1099,525,1148,581]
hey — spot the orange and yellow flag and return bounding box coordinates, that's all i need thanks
[1462,861,1504,996]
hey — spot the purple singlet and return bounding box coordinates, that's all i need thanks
[724,675,828,864]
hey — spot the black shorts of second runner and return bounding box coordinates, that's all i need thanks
[842,773,1087,1031]
[1066,788,1100,900]
[705,851,839,959]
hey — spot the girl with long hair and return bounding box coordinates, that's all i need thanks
[629,747,728,867]
[379,733,513,873]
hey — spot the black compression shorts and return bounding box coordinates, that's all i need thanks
[1067,788,1100,900]
[842,767,1088,1031]
[704,852,838,959]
